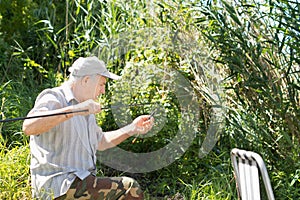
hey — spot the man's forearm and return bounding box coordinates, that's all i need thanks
[98,115,153,151]
[22,106,75,135]
[98,124,136,151]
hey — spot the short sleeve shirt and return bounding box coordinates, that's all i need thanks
[29,83,103,199]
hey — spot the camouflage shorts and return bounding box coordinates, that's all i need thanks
[55,174,144,200]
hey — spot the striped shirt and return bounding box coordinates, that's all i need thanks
[29,83,103,199]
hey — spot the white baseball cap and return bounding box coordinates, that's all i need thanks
[69,56,121,80]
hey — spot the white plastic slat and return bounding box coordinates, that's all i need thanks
[250,160,260,200]
[238,158,247,200]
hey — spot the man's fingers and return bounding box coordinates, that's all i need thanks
[74,99,101,115]
[138,116,154,133]
[88,102,101,113]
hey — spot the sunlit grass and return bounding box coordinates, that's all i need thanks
[0,136,31,200]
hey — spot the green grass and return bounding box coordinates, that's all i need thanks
[0,136,31,199]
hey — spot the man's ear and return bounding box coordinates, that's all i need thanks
[81,76,90,86]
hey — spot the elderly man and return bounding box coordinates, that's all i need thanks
[23,56,154,199]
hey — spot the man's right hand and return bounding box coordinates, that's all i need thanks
[72,99,101,115]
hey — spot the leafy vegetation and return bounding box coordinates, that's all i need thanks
[0,0,299,199]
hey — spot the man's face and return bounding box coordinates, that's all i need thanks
[83,75,106,101]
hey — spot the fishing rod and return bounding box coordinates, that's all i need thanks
[0,91,196,123]
[0,102,158,123]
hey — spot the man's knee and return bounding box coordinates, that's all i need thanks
[119,177,144,199]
